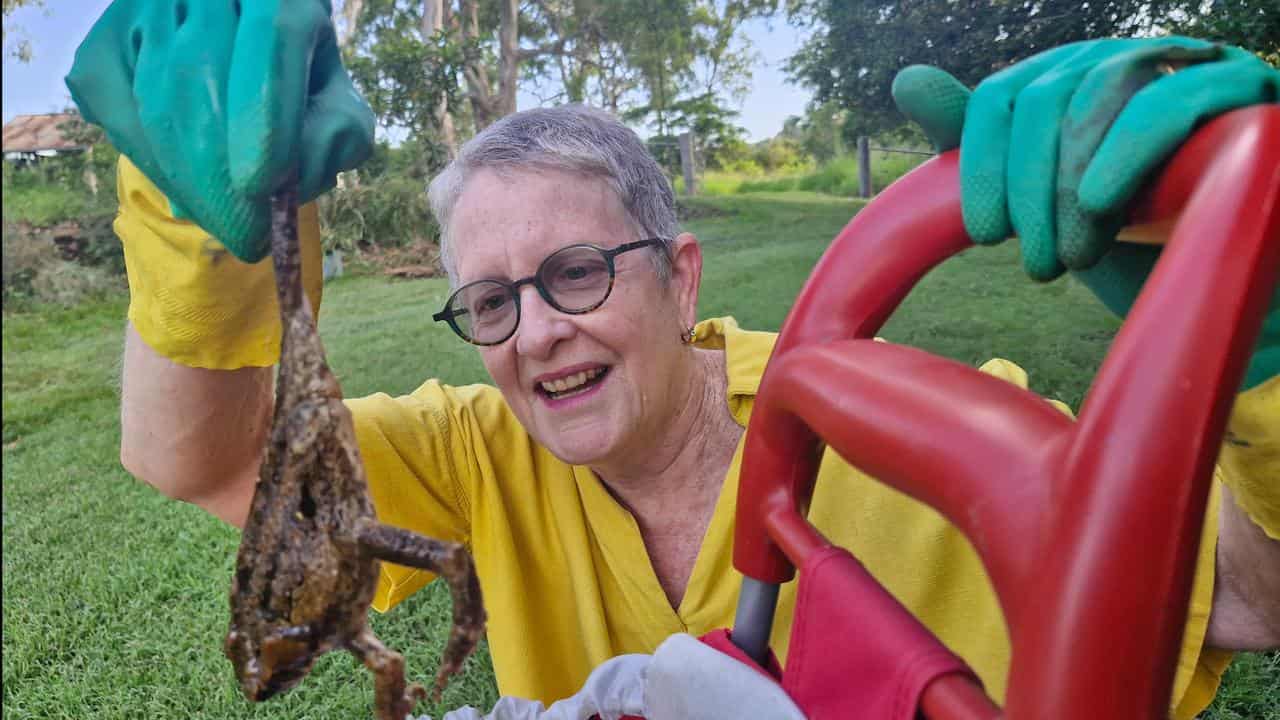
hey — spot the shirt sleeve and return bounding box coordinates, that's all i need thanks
[113,155,324,369]
[346,380,496,612]
[1217,376,1280,540]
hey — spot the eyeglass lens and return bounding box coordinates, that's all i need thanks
[448,245,616,344]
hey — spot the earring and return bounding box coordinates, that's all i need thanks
[681,325,696,345]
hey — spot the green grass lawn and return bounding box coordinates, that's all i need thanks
[3,192,1276,719]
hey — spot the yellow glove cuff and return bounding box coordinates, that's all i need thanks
[1219,375,1280,540]
[115,155,324,369]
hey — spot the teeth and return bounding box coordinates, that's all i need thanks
[540,368,604,395]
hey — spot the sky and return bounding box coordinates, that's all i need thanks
[1,3,814,143]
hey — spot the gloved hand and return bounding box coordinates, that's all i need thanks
[891,36,1280,391]
[429,634,806,720]
[893,39,1280,537]
[65,0,374,263]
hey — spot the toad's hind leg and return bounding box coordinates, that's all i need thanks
[348,629,427,720]
[356,522,486,697]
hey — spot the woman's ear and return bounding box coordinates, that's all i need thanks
[668,232,703,329]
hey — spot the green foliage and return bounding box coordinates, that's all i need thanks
[1,115,132,308]
[868,146,929,192]
[1,224,42,305]
[76,213,126,276]
[752,135,809,173]
[2,0,42,61]
[737,175,798,192]
[1,114,120,226]
[782,101,848,163]
[317,172,438,255]
[1166,0,1280,67]
[361,138,432,179]
[677,170,748,195]
[645,134,682,179]
[630,93,750,173]
[794,156,860,195]
[344,0,469,167]
[608,0,779,134]
[1,182,94,226]
[2,222,124,310]
[732,147,926,197]
[785,0,1197,139]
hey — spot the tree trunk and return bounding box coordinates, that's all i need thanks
[497,0,518,117]
[459,0,497,129]
[337,0,365,188]
[337,0,364,52]
[458,0,518,130]
[424,0,457,159]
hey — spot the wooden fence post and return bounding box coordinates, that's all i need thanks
[679,131,697,196]
[857,136,871,198]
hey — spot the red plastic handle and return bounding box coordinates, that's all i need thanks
[733,105,1280,718]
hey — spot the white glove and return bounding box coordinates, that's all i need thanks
[426,634,805,720]
[643,634,805,720]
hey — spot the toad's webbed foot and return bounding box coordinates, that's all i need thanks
[356,521,486,697]
[348,629,426,720]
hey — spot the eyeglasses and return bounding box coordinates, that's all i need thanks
[432,238,669,345]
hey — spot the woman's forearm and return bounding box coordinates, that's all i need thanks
[119,323,270,527]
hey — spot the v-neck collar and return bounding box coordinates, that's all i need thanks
[567,316,775,627]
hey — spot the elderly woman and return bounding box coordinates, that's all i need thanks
[68,3,1279,717]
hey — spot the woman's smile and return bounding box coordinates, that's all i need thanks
[534,364,612,407]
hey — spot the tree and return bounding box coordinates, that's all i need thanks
[784,100,847,163]
[456,0,519,129]
[613,0,777,135]
[340,0,784,157]
[519,0,638,110]
[424,0,458,155]
[343,0,469,173]
[786,1,1193,140]
[1166,0,1280,67]
[3,0,43,62]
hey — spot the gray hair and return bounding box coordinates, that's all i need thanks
[428,105,679,287]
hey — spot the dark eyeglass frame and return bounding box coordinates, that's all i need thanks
[432,238,669,346]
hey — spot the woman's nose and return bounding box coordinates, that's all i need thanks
[514,285,574,357]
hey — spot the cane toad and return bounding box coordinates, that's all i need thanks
[224,189,486,719]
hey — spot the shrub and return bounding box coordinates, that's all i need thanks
[731,149,928,199]
[1,182,94,226]
[2,224,46,305]
[27,259,122,307]
[870,149,928,193]
[698,172,746,196]
[78,213,126,275]
[2,223,124,309]
[718,158,765,178]
[318,172,438,254]
[796,157,862,196]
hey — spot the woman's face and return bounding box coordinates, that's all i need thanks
[448,167,701,468]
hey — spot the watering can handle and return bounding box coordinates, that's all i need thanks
[729,105,1280,711]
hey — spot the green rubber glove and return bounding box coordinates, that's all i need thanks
[65,0,374,263]
[892,38,1280,390]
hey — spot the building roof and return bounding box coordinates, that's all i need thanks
[2,113,88,153]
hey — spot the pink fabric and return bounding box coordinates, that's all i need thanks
[780,545,981,719]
